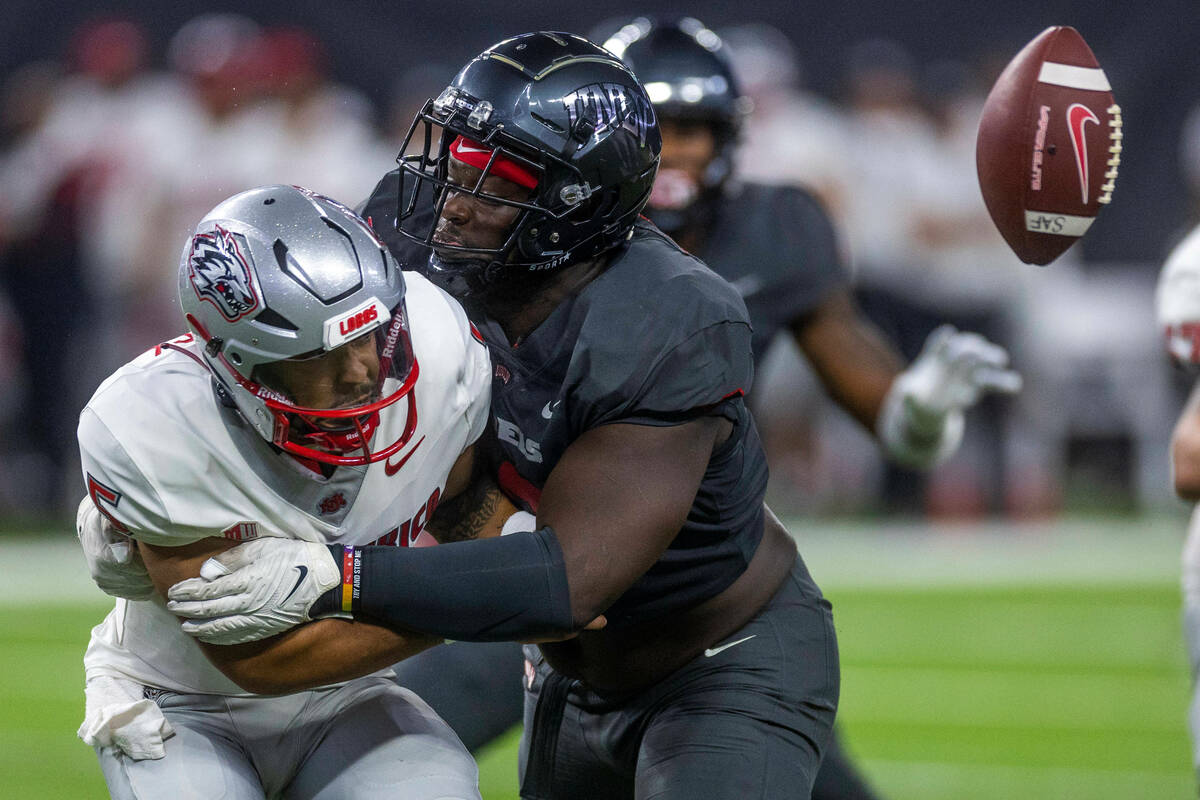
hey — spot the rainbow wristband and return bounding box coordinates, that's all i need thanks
[340,546,360,613]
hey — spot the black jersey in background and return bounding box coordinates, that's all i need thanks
[697,181,848,360]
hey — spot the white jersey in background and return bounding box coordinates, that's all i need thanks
[78,273,490,697]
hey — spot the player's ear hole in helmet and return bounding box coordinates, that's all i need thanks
[394,31,662,297]
[177,184,420,467]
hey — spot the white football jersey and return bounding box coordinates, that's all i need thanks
[79,273,490,696]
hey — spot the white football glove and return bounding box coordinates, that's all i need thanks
[878,325,1022,469]
[166,537,343,645]
[78,675,174,760]
[76,497,156,601]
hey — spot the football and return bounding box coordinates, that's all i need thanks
[976,26,1121,265]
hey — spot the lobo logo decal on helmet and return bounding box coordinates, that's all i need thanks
[562,82,656,146]
[187,225,260,322]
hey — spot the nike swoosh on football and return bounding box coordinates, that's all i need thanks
[704,634,756,657]
[1067,102,1099,204]
[384,436,426,477]
[282,565,308,604]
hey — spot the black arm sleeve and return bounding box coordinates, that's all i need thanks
[311,527,574,642]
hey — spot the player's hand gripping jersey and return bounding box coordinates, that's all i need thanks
[78,272,489,696]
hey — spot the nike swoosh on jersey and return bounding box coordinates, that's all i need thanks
[384,436,426,477]
[282,565,308,604]
[703,634,756,657]
[541,401,560,419]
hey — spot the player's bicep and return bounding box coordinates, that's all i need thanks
[538,417,722,619]
[139,537,239,602]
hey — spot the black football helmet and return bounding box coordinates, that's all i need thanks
[395,31,661,296]
[601,18,748,234]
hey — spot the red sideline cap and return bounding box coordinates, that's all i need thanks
[449,136,539,189]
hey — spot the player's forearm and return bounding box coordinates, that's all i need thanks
[311,529,578,642]
[792,292,902,432]
[201,618,441,695]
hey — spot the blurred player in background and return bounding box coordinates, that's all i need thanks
[381,18,1020,800]
[1157,223,1200,791]
[75,185,490,799]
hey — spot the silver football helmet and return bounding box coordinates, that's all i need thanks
[1157,224,1200,369]
[178,185,418,466]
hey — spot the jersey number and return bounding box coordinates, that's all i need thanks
[86,473,130,533]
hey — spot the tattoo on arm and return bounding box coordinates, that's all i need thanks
[425,476,505,543]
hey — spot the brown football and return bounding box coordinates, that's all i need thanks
[976,26,1121,265]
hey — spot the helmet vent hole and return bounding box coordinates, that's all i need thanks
[253,307,299,332]
[229,352,243,366]
[264,198,276,205]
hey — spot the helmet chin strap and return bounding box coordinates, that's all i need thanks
[426,252,495,298]
[426,249,549,301]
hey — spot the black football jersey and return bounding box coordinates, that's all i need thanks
[361,178,770,629]
[477,222,766,627]
[697,182,848,361]
[360,169,432,270]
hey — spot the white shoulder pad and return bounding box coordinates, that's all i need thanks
[78,407,202,547]
[78,346,221,547]
[405,272,491,445]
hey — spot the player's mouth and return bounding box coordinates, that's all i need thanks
[433,236,490,261]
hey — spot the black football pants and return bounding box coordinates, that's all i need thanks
[517,555,839,800]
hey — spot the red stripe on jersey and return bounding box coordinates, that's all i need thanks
[498,461,541,514]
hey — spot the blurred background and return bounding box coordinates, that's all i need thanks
[1,1,1197,798]
[1,0,1198,520]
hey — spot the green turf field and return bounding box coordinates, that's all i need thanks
[2,517,1193,798]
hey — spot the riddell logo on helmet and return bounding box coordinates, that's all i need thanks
[380,309,405,360]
